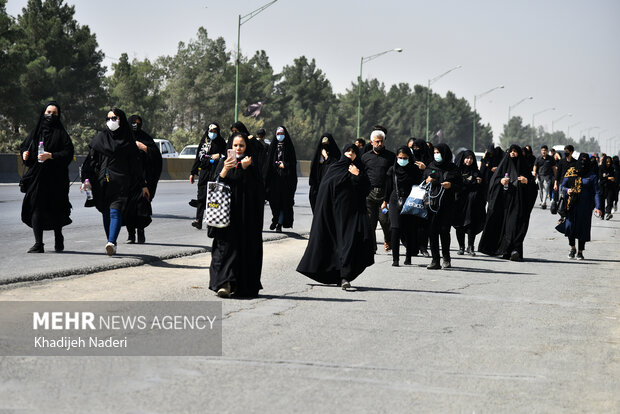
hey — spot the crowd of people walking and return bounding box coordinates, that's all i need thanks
[18,103,619,299]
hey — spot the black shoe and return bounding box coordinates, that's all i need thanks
[510,250,521,261]
[576,251,584,260]
[541,203,547,210]
[127,228,136,244]
[275,224,282,233]
[427,260,441,270]
[420,249,430,258]
[501,253,511,260]
[54,235,64,252]
[605,213,613,220]
[568,248,576,259]
[441,258,451,269]
[191,220,202,230]
[137,229,145,244]
[269,222,277,230]
[457,247,465,255]
[189,199,198,208]
[341,279,351,290]
[27,243,44,253]
[465,246,476,256]
[403,257,412,265]
[392,261,399,267]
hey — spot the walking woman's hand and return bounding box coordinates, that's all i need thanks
[441,181,451,189]
[240,156,252,170]
[348,164,359,176]
[142,187,150,201]
[22,151,29,161]
[517,176,528,185]
[189,174,194,184]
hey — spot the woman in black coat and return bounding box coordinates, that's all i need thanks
[297,143,374,290]
[423,143,461,269]
[599,155,617,220]
[453,150,486,256]
[265,126,297,232]
[383,146,423,266]
[209,132,265,298]
[189,122,227,229]
[308,132,340,212]
[478,144,538,261]
[124,115,162,244]
[410,138,432,256]
[19,101,74,253]
[80,108,148,256]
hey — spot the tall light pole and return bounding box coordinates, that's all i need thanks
[508,96,533,123]
[586,126,600,140]
[425,65,462,141]
[473,85,504,151]
[357,48,403,138]
[551,113,572,133]
[531,107,555,147]
[234,0,278,122]
[567,121,581,140]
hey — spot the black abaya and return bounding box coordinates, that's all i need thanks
[309,133,340,212]
[265,126,298,228]
[297,144,374,284]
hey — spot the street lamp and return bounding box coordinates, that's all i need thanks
[567,121,581,140]
[551,113,572,133]
[531,107,555,147]
[425,65,462,141]
[586,126,600,139]
[357,48,403,138]
[508,96,533,123]
[472,85,504,151]
[234,0,278,122]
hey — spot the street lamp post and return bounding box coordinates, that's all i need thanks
[234,0,278,122]
[425,65,462,142]
[567,121,581,140]
[531,107,555,147]
[508,96,533,123]
[586,126,600,140]
[472,85,504,151]
[357,48,403,138]
[551,113,572,133]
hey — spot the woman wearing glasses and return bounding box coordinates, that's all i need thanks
[81,108,148,255]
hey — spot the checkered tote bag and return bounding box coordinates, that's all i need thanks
[203,179,231,228]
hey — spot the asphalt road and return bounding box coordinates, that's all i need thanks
[0,192,618,413]
[0,179,314,284]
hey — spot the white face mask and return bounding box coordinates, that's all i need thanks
[434,153,443,163]
[107,119,120,131]
[276,134,285,142]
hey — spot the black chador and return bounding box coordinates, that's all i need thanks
[208,133,265,298]
[123,115,163,242]
[478,145,538,260]
[453,149,486,254]
[309,132,340,212]
[20,101,74,252]
[265,126,297,230]
[296,144,374,287]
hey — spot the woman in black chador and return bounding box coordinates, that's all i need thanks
[19,101,74,253]
[383,146,423,266]
[478,144,538,261]
[599,155,617,220]
[453,150,486,256]
[265,126,297,232]
[81,108,148,256]
[423,143,461,270]
[124,115,162,244]
[410,138,432,256]
[189,123,227,229]
[308,132,340,212]
[555,153,603,260]
[209,132,265,298]
[297,143,374,290]
[479,144,504,197]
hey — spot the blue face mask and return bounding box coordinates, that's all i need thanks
[276,134,285,142]
[397,159,409,167]
[208,132,217,140]
[434,153,443,163]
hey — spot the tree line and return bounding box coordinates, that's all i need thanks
[0,0,601,158]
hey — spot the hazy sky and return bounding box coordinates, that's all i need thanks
[7,0,620,152]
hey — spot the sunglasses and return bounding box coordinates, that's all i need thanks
[106,116,118,121]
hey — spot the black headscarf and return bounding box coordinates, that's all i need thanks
[393,145,418,185]
[20,100,71,159]
[455,149,480,175]
[412,138,432,165]
[428,143,453,170]
[230,121,250,136]
[337,142,364,171]
[578,153,593,177]
[90,108,133,156]
[309,132,340,187]
[267,125,297,166]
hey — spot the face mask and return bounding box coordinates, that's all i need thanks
[131,123,141,132]
[208,132,217,140]
[107,120,120,131]
[43,113,57,123]
[276,134,285,142]
[373,144,384,152]
[434,153,443,163]
[397,159,409,167]
[565,151,571,158]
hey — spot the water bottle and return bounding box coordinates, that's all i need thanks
[503,173,509,191]
[382,205,389,215]
[83,179,93,200]
[37,141,44,163]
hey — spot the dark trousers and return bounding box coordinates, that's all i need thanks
[366,187,391,249]
[196,183,207,221]
[603,191,615,214]
[456,226,476,249]
[429,213,451,260]
[568,236,586,251]
[31,209,62,245]
[391,226,415,263]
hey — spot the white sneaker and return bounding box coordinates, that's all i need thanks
[105,242,116,256]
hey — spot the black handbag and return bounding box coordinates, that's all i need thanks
[19,169,34,193]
